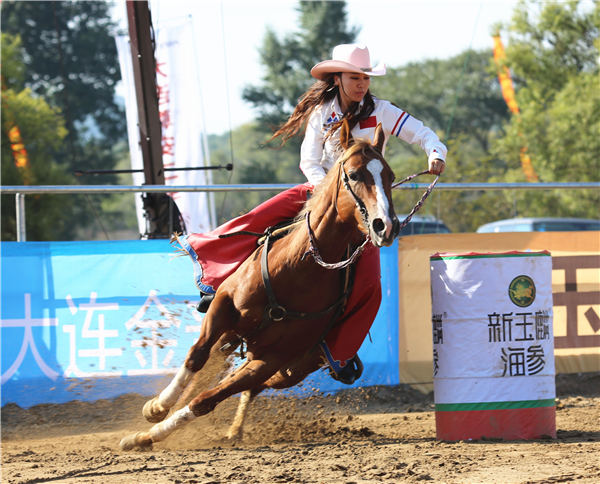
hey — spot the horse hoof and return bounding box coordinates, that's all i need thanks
[226,426,243,441]
[119,432,153,451]
[142,397,169,423]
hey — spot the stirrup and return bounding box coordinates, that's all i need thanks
[195,292,215,313]
[329,354,364,385]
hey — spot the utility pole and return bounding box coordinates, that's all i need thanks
[126,0,183,237]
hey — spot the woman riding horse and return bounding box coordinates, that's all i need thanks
[180,44,447,383]
[122,120,400,450]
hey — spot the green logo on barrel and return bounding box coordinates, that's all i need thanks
[508,275,536,307]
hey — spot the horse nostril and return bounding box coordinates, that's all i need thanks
[372,218,385,235]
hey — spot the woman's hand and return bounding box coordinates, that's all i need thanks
[429,158,445,175]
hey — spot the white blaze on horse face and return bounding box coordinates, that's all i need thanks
[367,159,393,239]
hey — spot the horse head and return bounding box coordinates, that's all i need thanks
[337,120,400,247]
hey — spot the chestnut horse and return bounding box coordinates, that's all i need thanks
[120,122,399,450]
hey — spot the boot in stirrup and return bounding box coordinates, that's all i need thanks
[329,354,364,385]
[195,291,215,313]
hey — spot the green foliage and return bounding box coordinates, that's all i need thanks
[213,5,519,232]
[209,123,304,224]
[215,0,600,231]
[73,141,139,240]
[1,1,132,240]
[492,0,599,218]
[375,50,509,151]
[372,49,513,232]
[1,0,125,145]
[1,33,77,240]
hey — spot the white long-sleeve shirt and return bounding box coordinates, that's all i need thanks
[300,96,447,186]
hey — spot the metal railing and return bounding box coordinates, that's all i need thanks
[2,182,599,241]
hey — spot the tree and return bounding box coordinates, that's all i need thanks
[242,0,359,128]
[1,1,125,184]
[1,1,133,240]
[491,0,599,218]
[209,123,300,224]
[1,33,75,240]
[371,50,514,232]
[375,51,510,154]
[1,1,125,152]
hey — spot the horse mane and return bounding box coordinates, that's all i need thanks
[291,140,382,234]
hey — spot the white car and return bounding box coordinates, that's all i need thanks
[476,217,600,233]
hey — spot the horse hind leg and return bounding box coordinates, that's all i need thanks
[189,352,285,418]
[225,352,324,441]
[122,357,281,450]
[226,387,262,440]
[172,332,238,410]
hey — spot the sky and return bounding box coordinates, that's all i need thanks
[113,0,521,135]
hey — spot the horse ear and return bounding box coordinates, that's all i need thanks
[373,122,385,153]
[339,119,352,150]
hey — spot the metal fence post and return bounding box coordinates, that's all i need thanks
[15,193,26,242]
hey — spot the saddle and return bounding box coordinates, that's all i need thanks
[196,218,299,314]
[196,219,362,385]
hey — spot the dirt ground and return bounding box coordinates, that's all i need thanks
[1,372,599,484]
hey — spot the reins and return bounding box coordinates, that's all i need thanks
[392,170,440,232]
[302,211,370,270]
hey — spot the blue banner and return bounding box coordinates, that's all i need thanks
[1,240,398,408]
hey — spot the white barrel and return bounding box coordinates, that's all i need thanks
[430,250,556,441]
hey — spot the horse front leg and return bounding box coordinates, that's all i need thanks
[122,355,284,450]
[142,297,237,423]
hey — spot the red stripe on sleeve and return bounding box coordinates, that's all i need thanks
[391,111,406,135]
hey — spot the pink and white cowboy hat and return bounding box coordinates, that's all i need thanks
[311,44,386,80]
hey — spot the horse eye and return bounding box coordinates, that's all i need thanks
[348,171,361,182]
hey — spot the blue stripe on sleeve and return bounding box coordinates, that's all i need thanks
[396,114,411,136]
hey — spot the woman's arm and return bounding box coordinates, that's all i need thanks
[383,102,447,173]
[300,108,328,185]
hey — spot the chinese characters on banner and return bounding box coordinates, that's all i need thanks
[1,239,401,408]
[1,290,204,386]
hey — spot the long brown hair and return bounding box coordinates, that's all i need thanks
[270,74,375,145]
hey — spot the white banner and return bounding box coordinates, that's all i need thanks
[116,19,215,236]
[430,251,555,403]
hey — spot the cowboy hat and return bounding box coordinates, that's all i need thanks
[311,44,386,81]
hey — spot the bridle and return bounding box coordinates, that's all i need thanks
[305,158,440,269]
[258,156,438,329]
[340,160,371,232]
[303,154,379,270]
